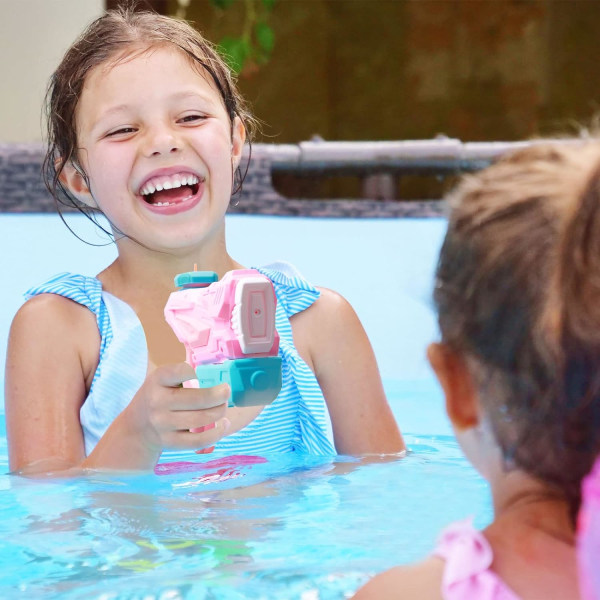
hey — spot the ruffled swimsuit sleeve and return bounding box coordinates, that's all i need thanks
[578,456,600,600]
[204,262,336,457]
[25,272,110,368]
[433,519,520,600]
[25,272,148,455]
[258,263,335,454]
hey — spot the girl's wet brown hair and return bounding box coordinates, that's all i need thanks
[434,141,600,521]
[43,5,256,239]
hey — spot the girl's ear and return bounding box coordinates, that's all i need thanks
[231,116,246,170]
[427,343,480,431]
[58,161,96,208]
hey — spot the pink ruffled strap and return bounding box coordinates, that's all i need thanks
[433,520,520,600]
[578,456,600,600]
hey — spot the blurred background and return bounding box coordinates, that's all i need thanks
[1,0,599,199]
[156,0,600,145]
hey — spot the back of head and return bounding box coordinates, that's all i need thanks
[44,5,254,217]
[434,140,600,519]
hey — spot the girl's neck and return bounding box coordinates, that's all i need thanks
[98,240,243,300]
[490,470,575,544]
[483,470,579,600]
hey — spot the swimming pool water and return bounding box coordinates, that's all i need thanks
[0,214,491,599]
[0,403,490,599]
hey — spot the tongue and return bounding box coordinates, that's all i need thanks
[151,185,193,204]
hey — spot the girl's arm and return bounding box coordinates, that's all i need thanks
[5,294,94,473]
[292,287,405,455]
[5,294,229,475]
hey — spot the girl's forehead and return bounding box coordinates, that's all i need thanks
[76,46,228,132]
[85,44,222,99]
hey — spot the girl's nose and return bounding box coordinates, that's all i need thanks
[143,127,181,157]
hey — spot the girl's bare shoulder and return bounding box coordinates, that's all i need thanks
[12,292,98,335]
[288,286,364,368]
[352,557,444,600]
[291,286,362,337]
[9,292,101,384]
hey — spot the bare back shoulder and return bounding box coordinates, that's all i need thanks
[352,557,445,600]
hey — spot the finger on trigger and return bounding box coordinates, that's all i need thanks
[171,383,231,410]
[213,383,231,403]
[157,362,197,387]
[191,417,231,451]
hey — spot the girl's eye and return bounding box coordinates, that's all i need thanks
[106,127,137,137]
[179,114,207,124]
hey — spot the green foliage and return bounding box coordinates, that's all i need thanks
[255,21,274,54]
[211,0,277,75]
[210,0,237,8]
[218,35,252,73]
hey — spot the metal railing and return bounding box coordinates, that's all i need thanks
[256,136,581,175]
[0,137,586,217]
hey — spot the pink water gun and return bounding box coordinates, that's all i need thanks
[164,269,282,407]
[578,455,600,600]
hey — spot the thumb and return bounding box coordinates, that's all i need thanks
[155,362,198,387]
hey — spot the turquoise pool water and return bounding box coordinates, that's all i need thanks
[0,214,491,599]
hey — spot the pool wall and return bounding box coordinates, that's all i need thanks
[1,140,454,436]
[0,213,447,428]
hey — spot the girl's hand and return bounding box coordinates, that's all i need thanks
[86,362,230,471]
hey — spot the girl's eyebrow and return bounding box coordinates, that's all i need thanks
[91,91,219,129]
[98,104,131,118]
[88,104,133,133]
[169,90,220,105]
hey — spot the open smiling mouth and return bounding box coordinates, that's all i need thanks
[140,175,203,208]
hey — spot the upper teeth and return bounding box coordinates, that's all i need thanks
[140,174,201,196]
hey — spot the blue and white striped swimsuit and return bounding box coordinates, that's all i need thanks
[25,262,336,459]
